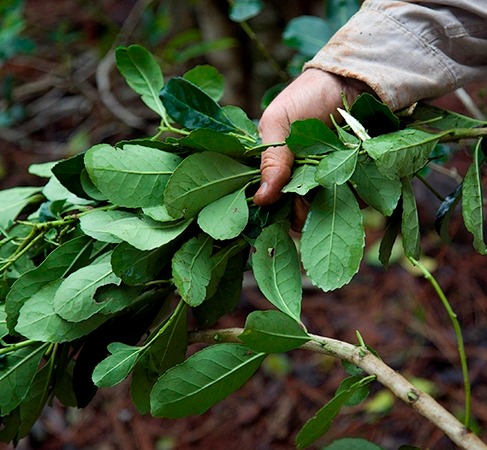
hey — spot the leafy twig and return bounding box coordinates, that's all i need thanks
[188,328,486,450]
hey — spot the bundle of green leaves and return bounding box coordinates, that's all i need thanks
[0,45,485,446]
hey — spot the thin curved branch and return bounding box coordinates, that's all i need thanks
[188,328,487,450]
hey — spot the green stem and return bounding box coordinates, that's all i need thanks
[0,339,39,356]
[438,127,487,142]
[408,256,471,429]
[0,229,46,275]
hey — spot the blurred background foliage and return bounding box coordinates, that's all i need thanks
[0,0,362,189]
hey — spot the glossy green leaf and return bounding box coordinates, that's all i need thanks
[322,438,385,450]
[115,44,166,118]
[94,284,142,315]
[197,186,249,240]
[183,65,224,101]
[363,129,439,179]
[0,305,7,339]
[286,119,348,157]
[283,16,334,57]
[85,144,182,208]
[401,178,420,259]
[239,310,310,353]
[15,363,52,441]
[92,342,142,388]
[221,105,259,140]
[172,234,213,306]
[193,246,248,328]
[315,148,358,188]
[301,185,365,291]
[51,153,89,199]
[80,209,192,251]
[351,157,401,216]
[0,343,47,415]
[462,140,487,254]
[282,164,319,195]
[150,343,266,418]
[296,376,375,449]
[252,222,302,321]
[379,206,402,268]
[229,0,263,22]
[177,128,247,158]
[5,235,93,333]
[131,302,188,414]
[53,252,121,322]
[111,242,173,286]
[0,187,42,230]
[164,151,258,218]
[160,77,236,132]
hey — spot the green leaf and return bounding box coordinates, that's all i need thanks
[80,169,107,201]
[177,128,247,159]
[252,222,302,321]
[5,235,93,333]
[301,185,365,291]
[0,343,47,415]
[92,342,142,388]
[462,140,487,254]
[80,209,192,251]
[150,343,266,418]
[131,301,188,414]
[115,44,166,118]
[315,148,358,188]
[164,152,258,218]
[51,153,89,199]
[85,143,182,208]
[351,157,401,216]
[193,246,248,328]
[221,105,259,140]
[0,305,7,339]
[350,93,400,137]
[172,234,213,306]
[322,437,385,450]
[286,119,348,157]
[160,77,236,132]
[282,164,319,195]
[0,187,42,230]
[183,65,224,101]
[336,375,371,407]
[410,103,487,130]
[15,363,52,441]
[401,178,420,259]
[111,242,173,286]
[363,129,439,179]
[229,0,264,22]
[239,310,310,353]
[283,16,334,57]
[379,206,402,268]
[15,280,109,343]
[52,252,121,322]
[295,376,375,449]
[197,186,249,240]
[94,284,142,315]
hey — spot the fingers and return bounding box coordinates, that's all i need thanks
[253,144,294,205]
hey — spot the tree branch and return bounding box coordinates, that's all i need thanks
[188,328,487,450]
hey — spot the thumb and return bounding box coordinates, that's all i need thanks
[253,144,294,206]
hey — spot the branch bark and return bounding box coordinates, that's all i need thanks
[188,328,487,450]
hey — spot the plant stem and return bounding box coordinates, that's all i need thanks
[408,256,472,429]
[0,339,39,356]
[0,229,46,275]
[439,127,487,142]
[188,328,486,450]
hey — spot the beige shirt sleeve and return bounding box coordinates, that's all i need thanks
[303,0,487,110]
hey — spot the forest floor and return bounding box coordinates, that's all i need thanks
[1,1,487,449]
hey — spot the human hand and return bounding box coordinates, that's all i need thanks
[253,69,368,227]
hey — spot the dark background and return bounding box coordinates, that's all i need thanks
[0,1,486,449]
